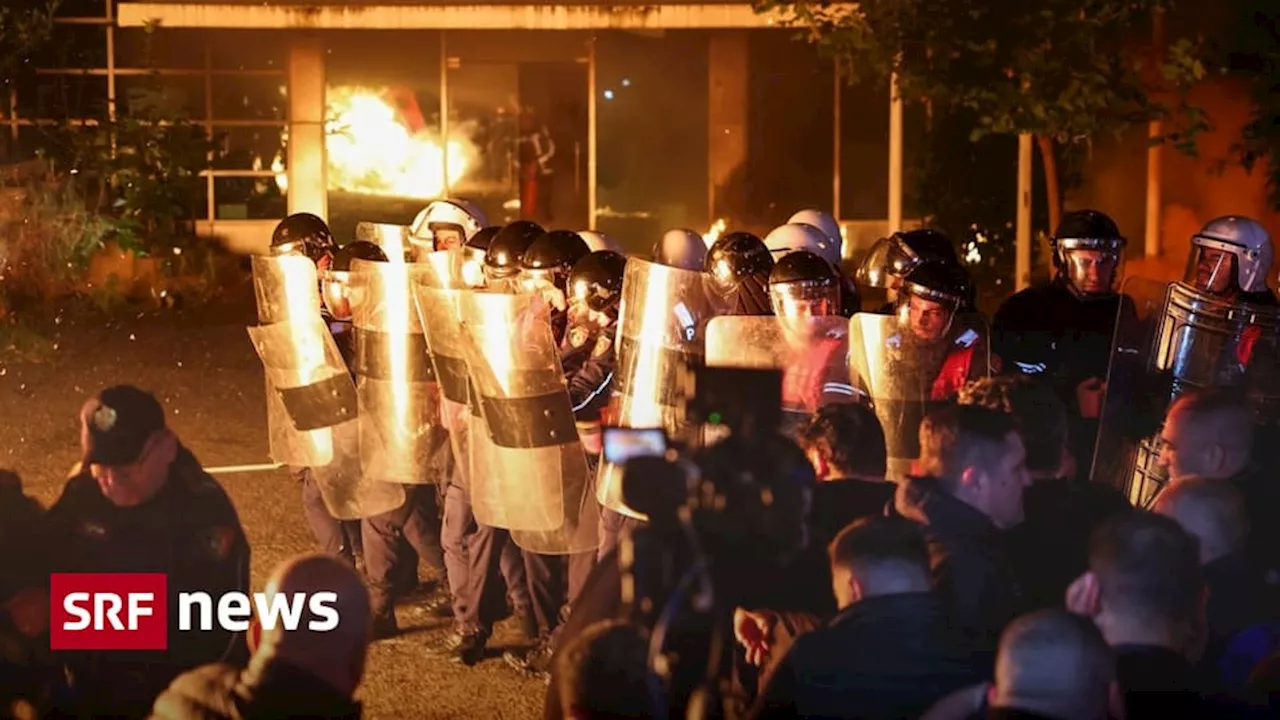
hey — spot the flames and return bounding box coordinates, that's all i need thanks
[322,86,475,199]
[702,218,727,247]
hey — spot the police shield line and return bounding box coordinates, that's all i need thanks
[247,201,1280,674]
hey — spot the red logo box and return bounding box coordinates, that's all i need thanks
[50,573,168,651]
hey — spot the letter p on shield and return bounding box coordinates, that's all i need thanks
[50,573,168,650]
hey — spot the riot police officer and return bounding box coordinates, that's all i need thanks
[653,228,708,271]
[856,228,969,313]
[993,209,1130,472]
[269,214,364,569]
[1184,215,1277,306]
[705,231,775,316]
[770,215,861,318]
[485,220,546,288]
[409,198,489,253]
[520,229,592,347]
[461,226,502,287]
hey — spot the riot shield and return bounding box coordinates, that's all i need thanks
[597,259,728,518]
[848,312,992,482]
[349,258,444,484]
[355,221,413,261]
[1092,278,1280,507]
[456,290,598,554]
[248,255,404,518]
[705,315,858,434]
[410,249,475,488]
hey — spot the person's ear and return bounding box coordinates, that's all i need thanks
[1205,444,1226,475]
[959,466,983,494]
[1065,571,1102,617]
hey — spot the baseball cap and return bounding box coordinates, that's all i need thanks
[80,385,167,467]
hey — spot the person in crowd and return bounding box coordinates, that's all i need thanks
[957,376,1130,609]
[897,404,1029,657]
[754,516,976,719]
[0,470,55,718]
[150,553,370,719]
[1157,388,1280,579]
[553,620,650,720]
[1065,512,1213,716]
[25,386,250,717]
[1154,478,1276,691]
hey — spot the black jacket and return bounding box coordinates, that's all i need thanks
[562,325,618,424]
[149,659,361,720]
[895,477,1023,659]
[1006,477,1132,611]
[754,592,977,720]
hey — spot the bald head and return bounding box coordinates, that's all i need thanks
[258,553,371,697]
[1154,477,1248,564]
[1160,389,1255,482]
[992,610,1115,720]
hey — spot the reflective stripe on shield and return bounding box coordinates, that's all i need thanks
[411,250,474,489]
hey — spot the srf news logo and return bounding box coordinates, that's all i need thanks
[50,573,339,651]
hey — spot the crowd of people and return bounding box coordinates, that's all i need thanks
[1,199,1279,719]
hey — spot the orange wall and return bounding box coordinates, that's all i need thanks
[1069,77,1280,286]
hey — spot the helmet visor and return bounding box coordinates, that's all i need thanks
[1184,237,1240,295]
[856,237,917,290]
[1058,238,1123,296]
[430,223,465,251]
[769,281,840,319]
[320,270,354,321]
[895,283,961,343]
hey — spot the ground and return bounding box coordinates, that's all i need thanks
[0,278,547,719]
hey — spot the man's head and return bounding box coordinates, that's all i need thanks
[555,620,650,720]
[797,403,887,482]
[990,610,1117,720]
[79,385,177,507]
[957,376,1069,480]
[1077,513,1205,654]
[256,553,371,698]
[918,404,1029,528]
[1158,388,1255,482]
[1154,477,1248,565]
[828,516,932,610]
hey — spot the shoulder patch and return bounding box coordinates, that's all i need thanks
[592,334,613,359]
[203,526,239,561]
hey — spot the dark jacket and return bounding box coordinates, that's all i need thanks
[1229,464,1280,582]
[149,659,361,720]
[45,446,251,718]
[562,325,617,425]
[1007,477,1132,611]
[896,477,1023,659]
[1201,550,1276,691]
[754,592,977,720]
[793,479,897,618]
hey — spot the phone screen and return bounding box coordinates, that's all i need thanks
[602,427,668,465]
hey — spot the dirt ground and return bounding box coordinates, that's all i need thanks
[0,278,547,719]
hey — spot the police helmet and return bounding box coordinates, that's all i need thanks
[652,228,708,271]
[857,228,959,290]
[788,209,842,248]
[578,230,623,254]
[705,231,774,298]
[769,250,841,318]
[569,250,627,317]
[1187,215,1274,295]
[484,220,545,280]
[410,198,488,251]
[1051,209,1126,298]
[764,222,842,268]
[271,213,337,267]
[521,230,592,293]
[895,261,972,340]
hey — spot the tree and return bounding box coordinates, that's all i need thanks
[753,0,1208,234]
[1230,0,1280,210]
[0,0,59,82]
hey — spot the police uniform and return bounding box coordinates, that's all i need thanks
[44,386,249,718]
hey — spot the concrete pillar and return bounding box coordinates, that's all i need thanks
[707,30,748,222]
[287,36,328,219]
[887,73,903,233]
[1016,134,1033,291]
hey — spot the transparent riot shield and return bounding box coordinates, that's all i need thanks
[348,258,444,484]
[411,249,475,488]
[355,221,413,261]
[248,255,404,519]
[848,312,992,482]
[597,258,728,518]
[705,315,858,435]
[1092,278,1280,507]
[457,290,599,554]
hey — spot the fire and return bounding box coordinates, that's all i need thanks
[324,86,474,199]
[702,218,727,247]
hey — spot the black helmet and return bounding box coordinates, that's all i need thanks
[1051,209,1126,298]
[768,250,841,318]
[897,261,973,319]
[521,230,592,292]
[271,213,337,266]
[321,241,388,321]
[569,250,627,316]
[857,228,959,290]
[484,220,545,279]
[705,231,774,298]
[468,225,503,253]
[769,250,839,287]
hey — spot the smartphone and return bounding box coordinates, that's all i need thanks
[602,426,669,466]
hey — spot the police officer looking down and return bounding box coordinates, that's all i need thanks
[705,231,775,316]
[856,229,968,313]
[28,386,249,717]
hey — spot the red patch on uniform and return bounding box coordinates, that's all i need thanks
[1237,325,1261,367]
[932,345,977,401]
